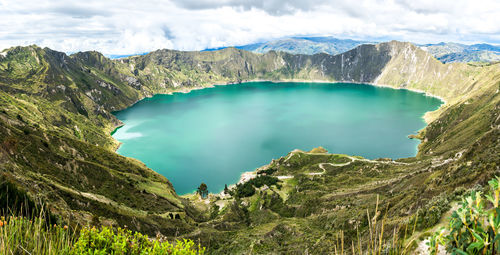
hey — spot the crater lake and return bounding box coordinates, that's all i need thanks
[112,82,442,194]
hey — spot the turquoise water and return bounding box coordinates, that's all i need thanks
[112,82,442,194]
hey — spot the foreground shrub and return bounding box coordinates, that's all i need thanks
[0,215,75,254]
[429,176,500,254]
[330,195,419,255]
[0,215,204,254]
[72,226,204,255]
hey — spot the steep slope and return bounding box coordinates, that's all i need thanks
[0,41,498,253]
[0,116,194,234]
[0,46,199,235]
[0,46,142,148]
[374,42,477,101]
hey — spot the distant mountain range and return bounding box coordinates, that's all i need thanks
[204,37,500,63]
[106,52,148,59]
[204,36,374,56]
[420,42,500,63]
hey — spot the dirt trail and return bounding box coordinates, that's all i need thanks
[277,154,407,179]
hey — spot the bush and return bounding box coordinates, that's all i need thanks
[0,215,205,254]
[257,167,277,176]
[234,175,279,198]
[235,182,255,198]
[72,226,205,254]
[429,176,500,254]
[264,192,294,217]
[418,193,451,229]
[250,175,278,188]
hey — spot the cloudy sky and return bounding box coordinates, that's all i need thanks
[1,0,499,54]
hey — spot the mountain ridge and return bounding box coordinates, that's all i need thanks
[202,37,500,64]
[419,42,500,63]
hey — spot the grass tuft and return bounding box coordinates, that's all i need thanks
[0,211,205,254]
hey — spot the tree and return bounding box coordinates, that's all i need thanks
[235,182,255,198]
[224,184,229,194]
[196,183,208,199]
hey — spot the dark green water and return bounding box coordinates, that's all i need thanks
[112,82,442,194]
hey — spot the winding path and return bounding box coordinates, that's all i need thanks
[277,154,407,179]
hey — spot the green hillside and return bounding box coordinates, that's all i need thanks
[0,41,498,253]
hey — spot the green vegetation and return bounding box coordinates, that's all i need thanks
[318,195,420,255]
[197,183,209,199]
[233,175,279,198]
[247,175,279,189]
[256,167,277,176]
[234,182,255,198]
[0,41,498,253]
[0,213,204,254]
[429,177,500,254]
[0,215,75,254]
[73,226,204,254]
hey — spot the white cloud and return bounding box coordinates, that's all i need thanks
[0,0,499,54]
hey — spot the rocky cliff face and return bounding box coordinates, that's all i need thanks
[105,41,486,104]
[0,41,498,250]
